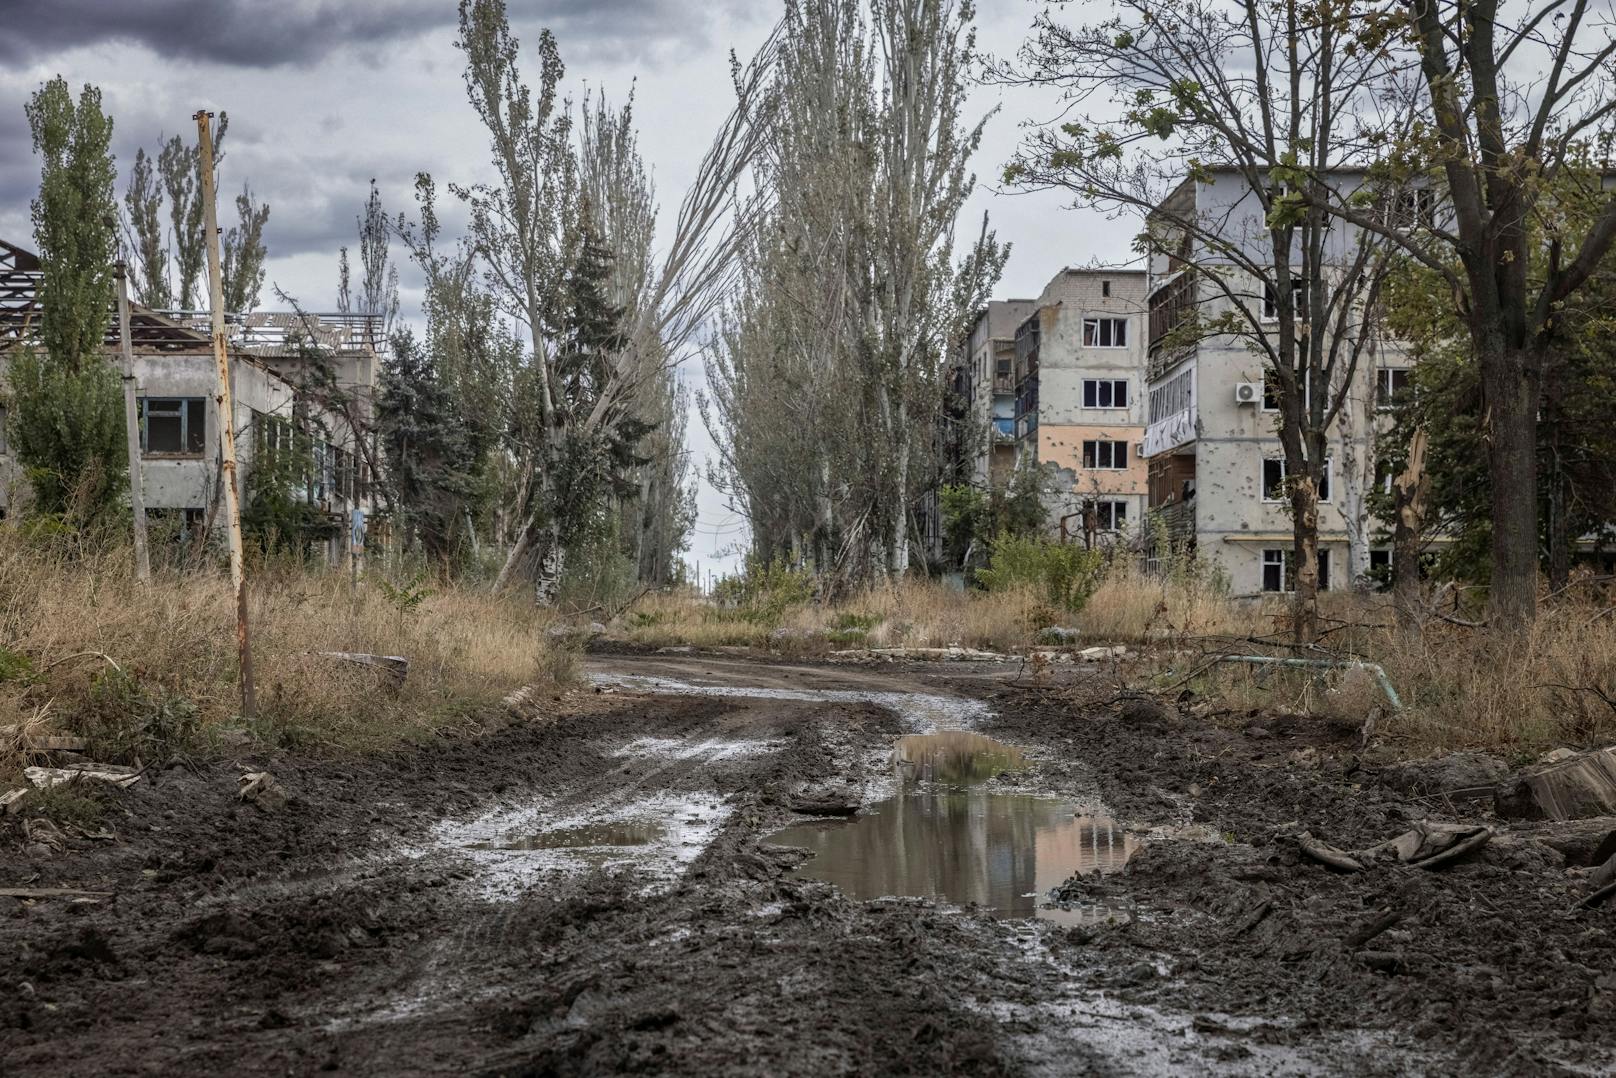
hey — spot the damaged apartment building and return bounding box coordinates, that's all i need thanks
[1140,169,1414,595]
[0,239,384,564]
[939,174,1416,594]
[937,268,1149,554]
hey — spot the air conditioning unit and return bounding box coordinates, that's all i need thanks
[1234,382,1263,405]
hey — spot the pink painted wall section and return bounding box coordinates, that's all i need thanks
[1038,423,1148,496]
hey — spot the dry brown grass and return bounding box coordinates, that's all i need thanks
[1155,588,1616,757]
[0,535,569,770]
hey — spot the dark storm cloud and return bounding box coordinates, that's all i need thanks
[0,1,449,70]
[0,0,757,71]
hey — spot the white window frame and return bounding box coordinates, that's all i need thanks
[1262,548,1331,593]
[1375,367,1412,409]
[1082,439,1129,470]
[1082,317,1129,349]
[1262,456,1332,503]
[1082,378,1129,409]
[1094,499,1128,531]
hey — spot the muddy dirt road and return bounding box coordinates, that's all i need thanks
[5,652,1614,1076]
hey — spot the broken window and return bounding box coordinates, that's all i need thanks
[1263,457,1331,502]
[1094,500,1127,530]
[1082,440,1128,469]
[1082,379,1129,409]
[1082,317,1128,348]
[1262,548,1330,593]
[1263,278,1308,321]
[1375,367,1412,408]
[141,397,206,454]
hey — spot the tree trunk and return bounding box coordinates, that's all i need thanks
[1482,342,1541,625]
[1290,475,1320,644]
[1548,449,1570,593]
[1393,428,1429,634]
[534,520,564,607]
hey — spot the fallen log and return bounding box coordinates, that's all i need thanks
[0,887,113,900]
[1343,909,1405,949]
[1294,831,1366,873]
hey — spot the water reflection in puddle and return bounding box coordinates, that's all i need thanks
[773,730,1139,926]
[894,731,1026,785]
[773,802,1137,926]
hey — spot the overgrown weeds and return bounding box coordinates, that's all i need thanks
[0,535,566,773]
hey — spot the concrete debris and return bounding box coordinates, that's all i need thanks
[1495,746,1616,821]
[24,764,142,789]
[314,652,408,685]
[1540,747,1580,765]
[1077,645,1129,662]
[829,646,1009,663]
[238,771,288,813]
[1,787,27,814]
[0,726,87,752]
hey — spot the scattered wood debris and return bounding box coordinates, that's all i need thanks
[0,887,113,900]
[1495,746,1616,821]
[24,763,142,789]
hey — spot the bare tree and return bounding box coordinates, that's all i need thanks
[338,178,401,348]
[704,0,1002,584]
[443,0,774,602]
[1322,0,1616,625]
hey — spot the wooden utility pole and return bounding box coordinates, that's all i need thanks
[114,263,151,583]
[196,109,255,717]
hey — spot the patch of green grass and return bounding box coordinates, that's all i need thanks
[21,781,107,829]
[831,612,881,632]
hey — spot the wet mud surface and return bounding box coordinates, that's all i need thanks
[3,652,1614,1076]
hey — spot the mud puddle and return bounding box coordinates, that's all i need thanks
[774,730,1139,926]
[431,792,730,899]
[590,671,989,731]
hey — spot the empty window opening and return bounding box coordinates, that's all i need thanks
[141,398,206,454]
[1083,379,1129,409]
[1082,440,1129,469]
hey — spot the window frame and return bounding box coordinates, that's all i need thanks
[1262,456,1332,503]
[1082,378,1130,410]
[1261,278,1309,323]
[1375,367,1412,409]
[1082,317,1129,349]
[1262,548,1331,593]
[1082,439,1129,470]
[140,396,207,456]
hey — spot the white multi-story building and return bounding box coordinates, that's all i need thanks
[1140,170,1414,594]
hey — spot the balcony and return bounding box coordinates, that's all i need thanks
[1148,271,1195,377]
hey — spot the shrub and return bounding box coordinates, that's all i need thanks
[976,534,1105,612]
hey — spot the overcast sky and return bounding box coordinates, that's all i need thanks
[0,0,1137,579]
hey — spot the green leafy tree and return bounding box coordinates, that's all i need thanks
[14,76,126,523]
[377,329,482,567]
[25,77,116,374]
[6,348,125,521]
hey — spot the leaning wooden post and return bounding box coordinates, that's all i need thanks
[195,109,255,718]
[114,262,151,583]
